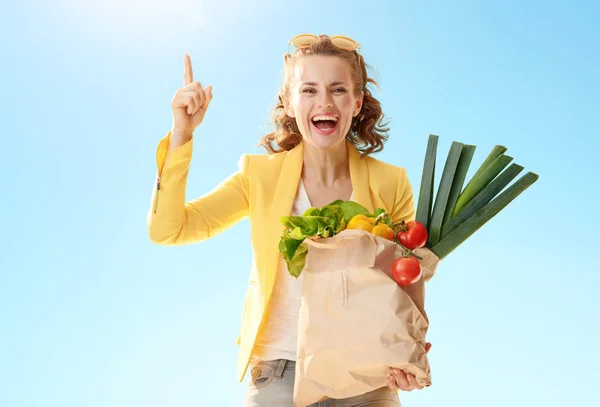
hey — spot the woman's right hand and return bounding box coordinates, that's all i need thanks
[170,53,213,146]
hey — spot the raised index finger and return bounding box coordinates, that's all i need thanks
[183,53,193,86]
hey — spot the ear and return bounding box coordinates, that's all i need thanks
[282,95,295,118]
[354,90,364,117]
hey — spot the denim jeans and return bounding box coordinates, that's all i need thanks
[245,359,401,407]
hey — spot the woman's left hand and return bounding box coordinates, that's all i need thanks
[387,342,432,391]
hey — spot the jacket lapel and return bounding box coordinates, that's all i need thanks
[269,140,305,223]
[262,141,304,304]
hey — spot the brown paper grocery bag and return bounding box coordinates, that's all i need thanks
[293,229,435,407]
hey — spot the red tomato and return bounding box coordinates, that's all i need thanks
[391,257,422,286]
[396,221,428,250]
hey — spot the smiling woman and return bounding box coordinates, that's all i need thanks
[147,34,429,407]
[259,35,390,155]
[281,55,364,151]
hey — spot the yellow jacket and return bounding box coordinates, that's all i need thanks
[147,131,416,382]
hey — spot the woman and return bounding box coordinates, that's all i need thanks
[148,34,431,406]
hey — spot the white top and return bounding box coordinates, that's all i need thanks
[251,180,354,363]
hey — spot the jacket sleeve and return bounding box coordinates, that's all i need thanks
[391,167,416,224]
[147,131,250,245]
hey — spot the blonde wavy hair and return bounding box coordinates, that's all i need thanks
[258,35,390,156]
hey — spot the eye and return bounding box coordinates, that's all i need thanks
[333,88,347,94]
[302,88,316,94]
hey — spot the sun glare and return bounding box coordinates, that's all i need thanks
[61,0,207,42]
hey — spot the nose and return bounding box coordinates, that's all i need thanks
[317,91,334,108]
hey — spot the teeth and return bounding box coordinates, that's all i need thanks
[312,115,339,122]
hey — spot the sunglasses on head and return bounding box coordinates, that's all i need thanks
[287,34,361,54]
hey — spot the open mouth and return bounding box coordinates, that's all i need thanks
[311,115,339,135]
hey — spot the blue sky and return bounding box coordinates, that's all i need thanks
[1,0,598,406]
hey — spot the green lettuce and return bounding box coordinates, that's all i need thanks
[279,200,390,277]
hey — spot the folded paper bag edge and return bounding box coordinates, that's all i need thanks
[304,230,378,273]
[304,230,441,283]
[303,229,377,249]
